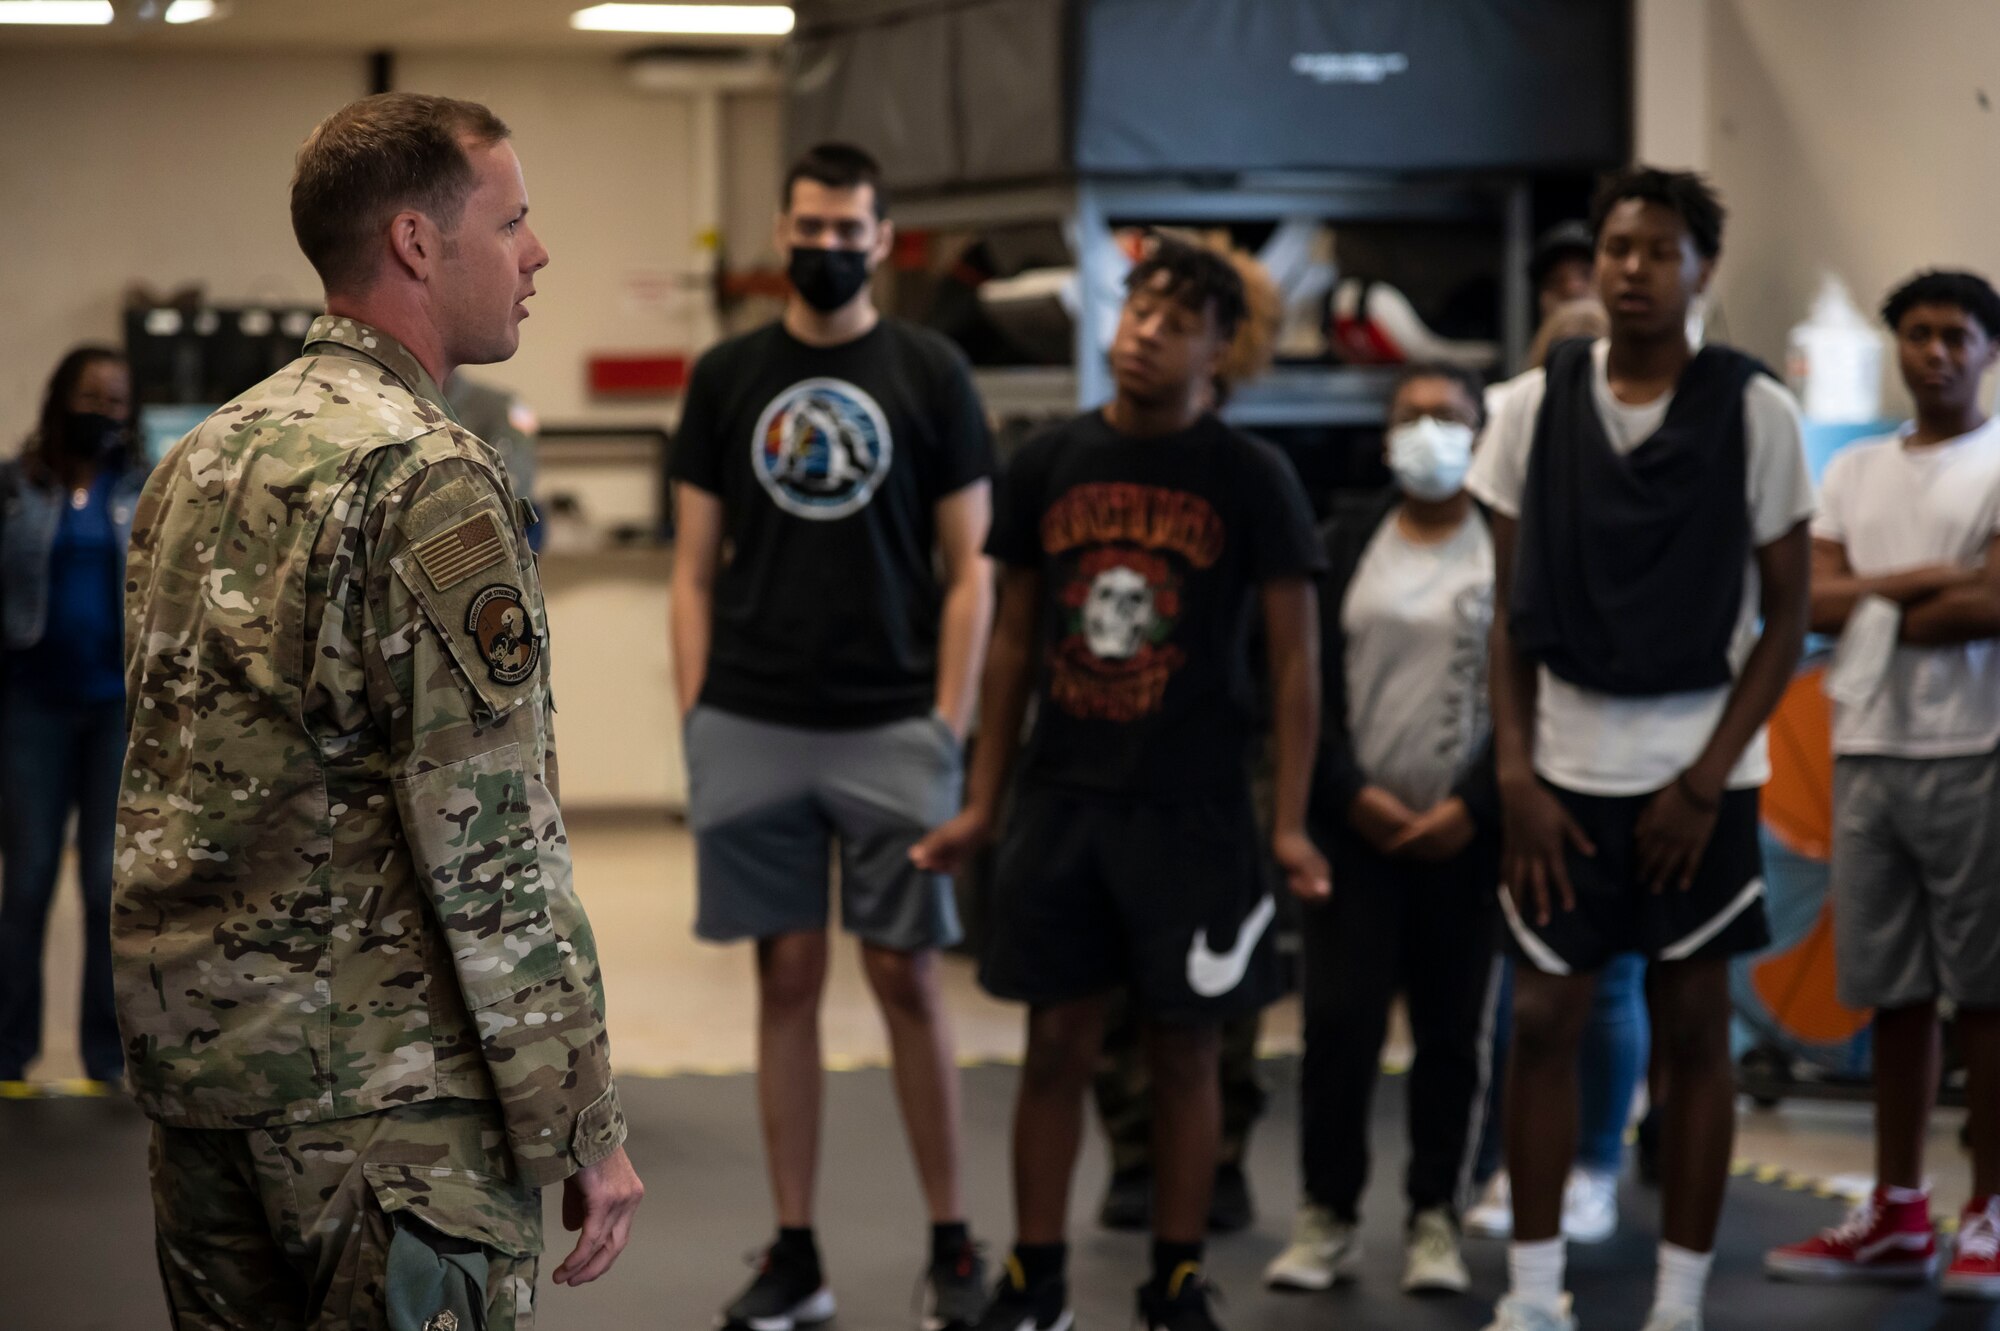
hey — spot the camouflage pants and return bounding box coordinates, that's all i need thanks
[1094,989,1266,1173]
[149,1098,541,1331]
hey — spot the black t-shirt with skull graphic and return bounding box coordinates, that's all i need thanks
[672,318,994,728]
[988,410,1325,799]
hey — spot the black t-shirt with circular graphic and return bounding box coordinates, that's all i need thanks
[988,410,1326,800]
[672,318,994,728]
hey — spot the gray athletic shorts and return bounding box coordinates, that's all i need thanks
[684,704,964,951]
[1832,748,2000,1010]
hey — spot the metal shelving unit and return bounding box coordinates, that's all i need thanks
[898,173,1535,427]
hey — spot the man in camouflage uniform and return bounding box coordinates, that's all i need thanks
[115,92,644,1331]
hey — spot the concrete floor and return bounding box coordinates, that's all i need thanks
[12,812,1977,1210]
[7,1061,1992,1331]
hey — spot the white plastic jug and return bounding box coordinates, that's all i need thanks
[1786,274,1885,424]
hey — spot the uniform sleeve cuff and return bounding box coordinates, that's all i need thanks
[572,1081,627,1170]
[511,1081,628,1188]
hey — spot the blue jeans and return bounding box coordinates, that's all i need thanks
[1475,952,1649,1180]
[0,684,125,1080]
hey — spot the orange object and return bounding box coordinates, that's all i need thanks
[1761,663,1834,860]
[1748,660,1872,1046]
[1750,906,1872,1045]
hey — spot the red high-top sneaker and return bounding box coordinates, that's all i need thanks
[1765,1189,1938,1283]
[1943,1195,2000,1299]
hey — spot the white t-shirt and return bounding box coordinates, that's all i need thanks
[1466,340,1814,796]
[1814,418,2000,757]
[1342,514,1496,810]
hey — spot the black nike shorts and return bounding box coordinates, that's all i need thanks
[1499,781,1770,976]
[978,783,1280,1024]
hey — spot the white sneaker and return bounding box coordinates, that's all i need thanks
[1403,1207,1471,1294]
[1264,1203,1360,1290]
[1466,1172,1513,1239]
[1562,1169,1619,1245]
[1480,1293,1576,1331]
[1640,1308,1701,1331]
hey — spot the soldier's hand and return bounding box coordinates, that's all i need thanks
[553,1145,645,1286]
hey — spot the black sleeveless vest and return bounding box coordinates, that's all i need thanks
[1509,337,1766,697]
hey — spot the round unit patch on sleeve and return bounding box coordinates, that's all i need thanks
[466,584,540,685]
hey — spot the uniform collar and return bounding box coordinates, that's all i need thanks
[302,315,461,425]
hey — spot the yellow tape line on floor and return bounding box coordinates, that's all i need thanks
[1729,1157,1963,1234]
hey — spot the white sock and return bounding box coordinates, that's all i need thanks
[1652,1242,1713,1315]
[1880,1183,1928,1206]
[1508,1237,1566,1309]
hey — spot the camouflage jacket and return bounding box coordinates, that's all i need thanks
[115,316,625,1187]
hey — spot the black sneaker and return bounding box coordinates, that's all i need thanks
[720,1245,836,1331]
[973,1258,1073,1331]
[921,1240,988,1331]
[1137,1267,1224,1331]
[1207,1163,1252,1234]
[1098,1166,1152,1231]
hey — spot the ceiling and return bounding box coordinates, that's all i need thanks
[0,0,793,52]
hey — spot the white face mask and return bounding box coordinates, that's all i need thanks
[1386,415,1475,502]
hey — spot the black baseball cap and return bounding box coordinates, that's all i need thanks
[1530,220,1596,289]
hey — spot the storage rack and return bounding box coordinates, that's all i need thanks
[894,173,1535,428]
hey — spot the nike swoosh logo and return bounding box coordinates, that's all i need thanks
[1186,895,1275,997]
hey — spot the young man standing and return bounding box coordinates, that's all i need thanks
[914,239,1329,1331]
[1765,270,2000,1299]
[1467,167,1814,1331]
[669,143,996,1331]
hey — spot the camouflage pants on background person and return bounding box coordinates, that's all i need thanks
[1093,988,1267,1173]
[149,1097,541,1331]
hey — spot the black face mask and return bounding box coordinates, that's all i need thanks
[788,246,872,313]
[61,412,124,462]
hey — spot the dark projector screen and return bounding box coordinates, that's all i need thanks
[787,0,1631,190]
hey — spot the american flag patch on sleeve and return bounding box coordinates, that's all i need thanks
[413,511,507,592]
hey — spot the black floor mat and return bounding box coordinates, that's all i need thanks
[2,1059,1993,1330]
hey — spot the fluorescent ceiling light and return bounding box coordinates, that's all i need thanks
[571,4,794,36]
[164,0,217,22]
[0,1,113,23]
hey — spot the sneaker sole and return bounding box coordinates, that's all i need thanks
[1403,1271,1471,1296]
[1266,1268,1339,1292]
[1266,1252,1361,1292]
[1562,1220,1616,1247]
[1763,1253,1938,1283]
[1942,1271,2000,1300]
[725,1286,838,1331]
